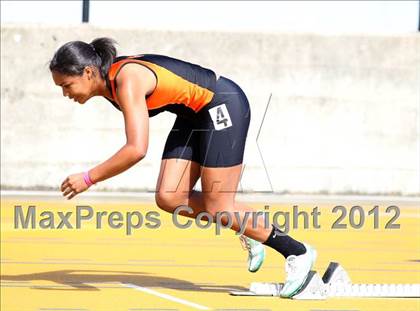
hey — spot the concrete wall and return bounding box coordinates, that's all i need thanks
[1,24,419,195]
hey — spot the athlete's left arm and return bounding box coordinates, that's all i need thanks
[61,64,153,200]
[88,64,151,181]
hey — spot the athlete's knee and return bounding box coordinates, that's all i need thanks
[155,190,187,213]
[203,195,235,225]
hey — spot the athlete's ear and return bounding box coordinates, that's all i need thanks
[84,66,95,80]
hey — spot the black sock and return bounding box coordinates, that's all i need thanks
[263,225,306,258]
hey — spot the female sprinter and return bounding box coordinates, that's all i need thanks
[50,37,317,298]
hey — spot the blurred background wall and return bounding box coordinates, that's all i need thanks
[1,1,419,195]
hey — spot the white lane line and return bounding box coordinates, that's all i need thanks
[123,283,211,310]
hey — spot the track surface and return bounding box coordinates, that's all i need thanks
[1,194,419,310]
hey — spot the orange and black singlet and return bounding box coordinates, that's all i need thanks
[106,53,252,168]
[105,54,217,119]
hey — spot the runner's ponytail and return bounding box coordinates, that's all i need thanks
[49,37,117,79]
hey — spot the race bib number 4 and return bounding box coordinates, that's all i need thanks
[208,104,232,130]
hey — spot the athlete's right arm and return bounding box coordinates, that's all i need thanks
[88,64,156,184]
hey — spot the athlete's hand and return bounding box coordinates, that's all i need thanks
[61,173,90,200]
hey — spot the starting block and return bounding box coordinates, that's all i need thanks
[230,262,420,299]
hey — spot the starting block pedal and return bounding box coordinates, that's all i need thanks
[230,262,420,299]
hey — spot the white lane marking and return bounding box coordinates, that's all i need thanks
[123,283,210,310]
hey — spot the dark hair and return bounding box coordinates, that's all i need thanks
[49,37,117,79]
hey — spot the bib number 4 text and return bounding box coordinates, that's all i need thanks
[209,104,232,130]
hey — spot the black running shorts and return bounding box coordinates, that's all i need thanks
[162,76,251,168]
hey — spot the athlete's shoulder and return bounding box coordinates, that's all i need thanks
[114,60,157,97]
[108,55,146,80]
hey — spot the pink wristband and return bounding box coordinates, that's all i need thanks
[83,171,94,186]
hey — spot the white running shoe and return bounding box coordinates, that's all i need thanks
[279,243,317,298]
[239,235,266,273]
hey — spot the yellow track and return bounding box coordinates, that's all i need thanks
[1,197,419,310]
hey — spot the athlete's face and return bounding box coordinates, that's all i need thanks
[52,67,96,104]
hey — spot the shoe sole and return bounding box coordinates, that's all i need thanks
[248,249,266,273]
